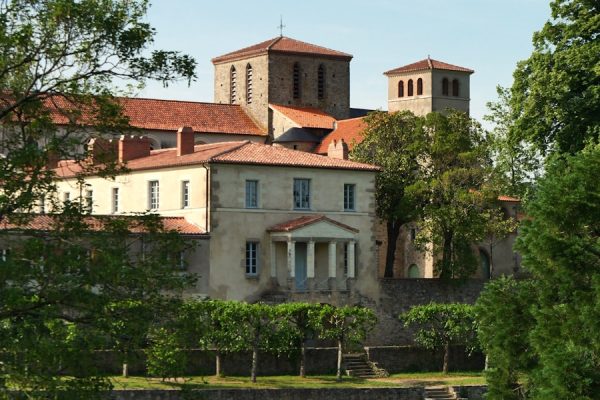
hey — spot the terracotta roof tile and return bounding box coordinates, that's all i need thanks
[270,104,336,129]
[0,215,206,235]
[53,141,380,178]
[212,36,352,64]
[384,58,474,75]
[267,215,359,233]
[498,195,520,202]
[315,117,367,154]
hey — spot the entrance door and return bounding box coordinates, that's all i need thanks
[295,242,307,290]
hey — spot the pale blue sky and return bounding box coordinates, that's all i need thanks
[139,0,551,124]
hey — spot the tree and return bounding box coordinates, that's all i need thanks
[312,305,377,381]
[514,144,600,399]
[145,327,187,382]
[509,0,599,156]
[351,110,426,277]
[480,207,518,278]
[417,111,495,279]
[401,302,477,374]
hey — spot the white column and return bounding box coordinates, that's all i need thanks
[270,241,277,278]
[307,240,315,278]
[287,240,295,278]
[328,241,337,278]
[347,240,356,278]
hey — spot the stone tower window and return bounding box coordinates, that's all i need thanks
[452,79,459,96]
[230,66,237,104]
[407,79,414,96]
[417,78,423,95]
[293,62,301,99]
[442,78,449,96]
[246,63,253,104]
[398,80,404,97]
[317,64,325,99]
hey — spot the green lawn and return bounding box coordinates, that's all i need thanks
[109,372,485,390]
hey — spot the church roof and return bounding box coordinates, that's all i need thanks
[212,36,353,64]
[270,104,336,129]
[384,58,474,75]
[315,117,367,154]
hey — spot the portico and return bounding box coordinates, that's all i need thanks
[267,215,358,291]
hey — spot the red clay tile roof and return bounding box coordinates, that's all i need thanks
[384,58,474,75]
[498,195,520,202]
[212,36,352,64]
[53,141,380,178]
[267,215,359,233]
[315,117,367,154]
[270,104,336,129]
[0,215,206,235]
[45,96,265,136]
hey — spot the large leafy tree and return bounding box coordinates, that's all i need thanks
[509,0,599,155]
[351,110,426,277]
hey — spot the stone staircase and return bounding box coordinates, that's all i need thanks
[424,386,465,400]
[342,353,388,378]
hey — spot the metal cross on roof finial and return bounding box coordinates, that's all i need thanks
[277,15,286,37]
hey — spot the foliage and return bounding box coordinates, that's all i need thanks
[401,302,477,373]
[509,0,599,155]
[351,110,426,277]
[145,327,187,381]
[277,302,321,377]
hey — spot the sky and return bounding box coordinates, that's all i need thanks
[139,0,552,125]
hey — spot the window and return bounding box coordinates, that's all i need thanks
[407,79,414,96]
[442,78,449,96]
[38,196,45,214]
[317,64,325,99]
[246,64,253,104]
[85,190,93,211]
[245,180,259,208]
[149,180,159,210]
[343,243,348,277]
[398,80,404,97]
[293,63,300,99]
[182,181,190,208]
[230,66,237,104]
[417,78,423,95]
[112,188,119,214]
[245,242,258,275]
[293,179,310,210]
[452,79,459,96]
[408,264,420,278]
[410,228,417,242]
[344,184,356,211]
[177,251,186,271]
[63,192,70,203]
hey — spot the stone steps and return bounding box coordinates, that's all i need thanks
[424,386,465,400]
[342,353,387,378]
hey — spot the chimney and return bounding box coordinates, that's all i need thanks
[177,126,195,156]
[327,139,349,160]
[87,137,117,165]
[118,135,151,163]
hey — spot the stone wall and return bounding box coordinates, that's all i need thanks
[366,346,484,373]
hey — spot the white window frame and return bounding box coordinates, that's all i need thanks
[293,178,311,210]
[344,183,356,211]
[245,180,259,209]
[85,189,93,211]
[181,180,190,209]
[245,241,258,276]
[149,180,159,210]
[112,188,119,214]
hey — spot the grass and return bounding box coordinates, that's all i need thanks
[109,372,486,390]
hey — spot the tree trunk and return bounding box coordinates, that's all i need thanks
[215,350,223,377]
[336,339,343,381]
[122,362,128,378]
[251,344,258,383]
[443,342,450,374]
[384,220,402,278]
[489,243,495,279]
[299,340,306,378]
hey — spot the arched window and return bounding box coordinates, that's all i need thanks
[398,80,404,97]
[293,63,301,99]
[480,249,491,279]
[452,79,459,96]
[407,79,414,96]
[408,264,420,278]
[442,78,449,96]
[317,64,325,99]
[246,64,253,104]
[230,66,237,104]
[417,78,423,95]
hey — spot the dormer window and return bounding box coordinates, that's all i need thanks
[293,63,301,99]
[317,64,325,99]
[230,66,237,104]
[452,79,459,96]
[442,78,449,96]
[417,78,423,95]
[407,79,414,96]
[246,64,253,104]
[398,80,404,97]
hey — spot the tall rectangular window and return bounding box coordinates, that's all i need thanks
[293,179,310,210]
[245,242,258,276]
[182,181,190,208]
[85,190,93,211]
[38,196,45,214]
[344,184,356,211]
[63,192,70,203]
[343,243,349,277]
[149,180,159,210]
[112,188,119,214]
[245,180,259,208]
